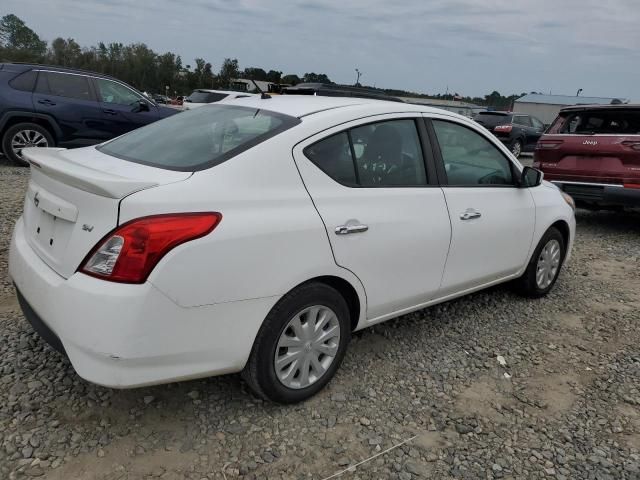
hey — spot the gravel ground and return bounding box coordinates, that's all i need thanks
[1,160,639,480]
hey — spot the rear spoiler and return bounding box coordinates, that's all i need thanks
[22,148,159,199]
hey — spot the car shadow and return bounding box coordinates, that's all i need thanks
[575,207,640,235]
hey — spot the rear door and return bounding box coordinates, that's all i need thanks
[427,115,535,294]
[93,77,159,137]
[33,71,106,146]
[293,115,452,320]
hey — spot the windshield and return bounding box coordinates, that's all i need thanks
[187,91,228,103]
[98,105,300,171]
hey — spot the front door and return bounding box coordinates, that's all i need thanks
[293,116,452,320]
[428,117,536,295]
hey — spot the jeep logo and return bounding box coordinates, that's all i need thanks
[583,140,598,146]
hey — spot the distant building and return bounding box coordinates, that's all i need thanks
[514,93,629,124]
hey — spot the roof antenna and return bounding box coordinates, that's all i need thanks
[251,79,271,99]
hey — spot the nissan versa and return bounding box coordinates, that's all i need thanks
[9,96,576,403]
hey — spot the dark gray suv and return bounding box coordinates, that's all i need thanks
[0,63,178,165]
[475,112,546,158]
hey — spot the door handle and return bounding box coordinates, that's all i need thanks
[460,209,481,221]
[37,99,56,106]
[335,224,369,235]
[103,109,118,115]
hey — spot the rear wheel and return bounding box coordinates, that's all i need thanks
[510,139,523,158]
[243,282,351,403]
[514,227,566,297]
[1,123,54,166]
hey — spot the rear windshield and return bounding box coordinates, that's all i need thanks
[98,105,300,171]
[474,112,513,127]
[187,91,228,103]
[552,109,640,134]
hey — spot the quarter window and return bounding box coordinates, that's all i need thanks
[432,120,514,186]
[37,72,92,101]
[95,78,142,106]
[305,119,428,187]
[303,132,357,186]
[9,70,37,92]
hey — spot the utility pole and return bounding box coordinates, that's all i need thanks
[576,88,583,96]
[355,68,362,86]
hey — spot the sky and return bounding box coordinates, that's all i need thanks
[3,0,640,100]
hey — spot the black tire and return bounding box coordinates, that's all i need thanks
[514,227,566,298]
[510,139,523,158]
[242,282,351,403]
[1,122,55,166]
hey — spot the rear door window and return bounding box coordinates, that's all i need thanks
[304,119,428,187]
[98,105,300,171]
[36,72,93,101]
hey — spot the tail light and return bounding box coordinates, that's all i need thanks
[624,181,640,189]
[494,125,512,133]
[622,141,640,151]
[79,213,222,283]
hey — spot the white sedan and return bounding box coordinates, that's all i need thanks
[182,89,256,110]
[9,96,575,403]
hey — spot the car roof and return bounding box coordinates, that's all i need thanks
[1,62,119,81]
[560,104,640,113]
[221,95,443,119]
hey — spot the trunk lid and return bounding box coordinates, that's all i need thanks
[535,107,640,184]
[21,146,191,278]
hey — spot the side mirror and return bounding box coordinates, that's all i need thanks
[519,166,543,188]
[132,100,150,113]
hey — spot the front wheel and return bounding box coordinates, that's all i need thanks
[514,227,566,297]
[1,123,54,166]
[243,282,351,403]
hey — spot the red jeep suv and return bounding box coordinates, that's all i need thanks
[534,105,640,209]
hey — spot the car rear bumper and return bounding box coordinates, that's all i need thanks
[551,181,640,207]
[9,217,280,388]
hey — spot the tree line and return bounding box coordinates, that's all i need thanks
[1,13,525,107]
[0,14,332,95]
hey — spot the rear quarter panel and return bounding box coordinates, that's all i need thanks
[119,128,367,319]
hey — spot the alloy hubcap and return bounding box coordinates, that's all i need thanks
[512,141,522,157]
[274,305,341,389]
[11,130,48,157]
[536,239,561,289]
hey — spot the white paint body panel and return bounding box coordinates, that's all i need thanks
[292,113,451,319]
[8,96,575,388]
